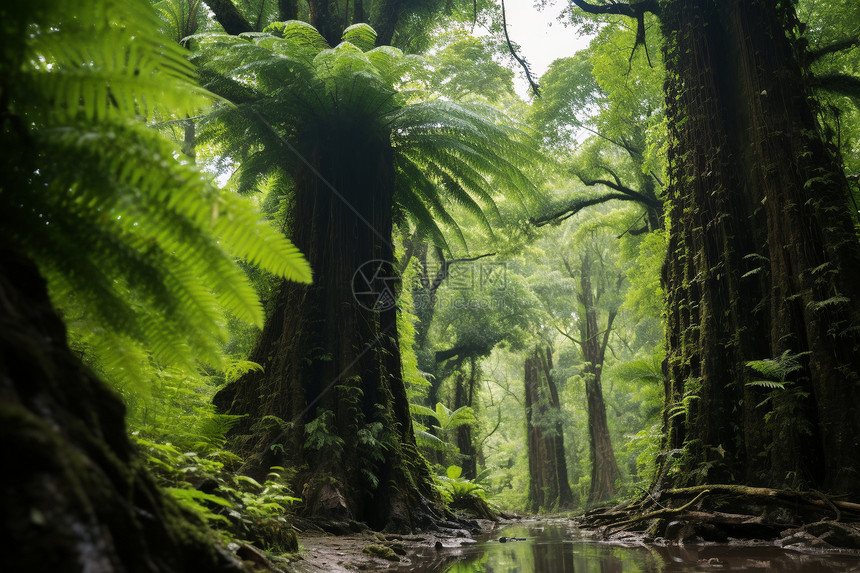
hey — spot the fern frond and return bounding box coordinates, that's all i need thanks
[341,23,377,52]
[1,0,311,385]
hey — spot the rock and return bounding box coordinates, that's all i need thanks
[387,543,407,556]
[361,545,399,561]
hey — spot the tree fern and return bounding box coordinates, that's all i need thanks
[190,21,544,256]
[0,0,312,386]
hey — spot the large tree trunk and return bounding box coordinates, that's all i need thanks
[0,248,240,572]
[213,131,436,530]
[660,0,860,496]
[524,347,574,512]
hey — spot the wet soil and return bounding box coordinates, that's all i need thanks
[283,517,860,572]
[284,521,492,572]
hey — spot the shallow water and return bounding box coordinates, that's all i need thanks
[397,521,860,572]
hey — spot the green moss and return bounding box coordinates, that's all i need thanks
[362,544,399,561]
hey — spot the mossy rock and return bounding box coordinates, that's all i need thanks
[362,545,399,561]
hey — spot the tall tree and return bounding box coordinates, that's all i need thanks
[192,23,540,527]
[570,0,860,497]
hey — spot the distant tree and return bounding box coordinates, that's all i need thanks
[524,346,575,511]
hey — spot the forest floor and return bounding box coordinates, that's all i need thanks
[234,499,860,572]
[282,519,497,572]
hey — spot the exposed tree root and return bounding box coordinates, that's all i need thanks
[577,484,860,551]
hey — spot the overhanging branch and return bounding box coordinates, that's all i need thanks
[530,193,635,226]
[808,36,860,63]
[569,0,659,18]
[577,176,663,208]
[813,73,860,102]
[501,0,541,97]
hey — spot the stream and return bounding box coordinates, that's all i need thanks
[394,521,860,572]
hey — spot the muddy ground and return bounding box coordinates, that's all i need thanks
[282,519,498,572]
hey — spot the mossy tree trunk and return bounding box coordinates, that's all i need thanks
[213,129,437,530]
[525,347,574,512]
[0,248,240,573]
[660,0,860,496]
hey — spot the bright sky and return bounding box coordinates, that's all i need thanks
[487,0,592,98]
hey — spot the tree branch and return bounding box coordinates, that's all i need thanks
[577,176,662,207]
[812,73,860,102]
[501,0,541,97]
[553,322,583,346]
[569,0,659,18]
[531,193,648,227]
[808,36,860,63]
[429,252,497,300]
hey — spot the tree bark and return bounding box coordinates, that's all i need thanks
[453,356,480,480]
[212,129,436,529]
[575,251,622,503]
[307,0,342,46]
[202,0,254,34]
[278,0,298,21]
[660,0,860,496]
[524,347,574,511]
[371,0,405,46]
[0,248,240,572]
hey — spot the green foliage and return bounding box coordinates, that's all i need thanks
[1,0,311,396]
[153,0,208,44]
[437,465,488,504]
[137,422,301,550]
[411,402,476,453]
[191,22,543,256]
[746,350,812,411]
[428,32,517,104]
[164,487,233,525]
[747,350,809,388]
[304,409,345,455]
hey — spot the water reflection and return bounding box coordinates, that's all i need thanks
[397,522,860,572]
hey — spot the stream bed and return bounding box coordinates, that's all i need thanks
[394,521,860,572]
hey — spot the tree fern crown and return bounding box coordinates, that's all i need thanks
[191,21,543,254]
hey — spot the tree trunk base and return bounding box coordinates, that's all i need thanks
[577,485,860,551]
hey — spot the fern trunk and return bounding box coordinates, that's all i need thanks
[213,130,437,530]
[660,0,860,496]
